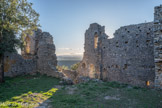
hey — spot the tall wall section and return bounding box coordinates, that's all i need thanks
[36,31,58,75]
[77,22,155,87]
[77,23,108,79]
[154,5,162,89]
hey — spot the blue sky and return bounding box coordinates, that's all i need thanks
[29,0,162,56]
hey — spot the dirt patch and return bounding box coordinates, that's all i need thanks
[65,86,78,95]
[104,96,120,100]
[36,99,52,108]
[54,85,64,89]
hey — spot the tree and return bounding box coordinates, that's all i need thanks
[0,0,40,83]
[0,30,21,82]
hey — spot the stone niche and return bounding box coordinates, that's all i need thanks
[4,29,58,77]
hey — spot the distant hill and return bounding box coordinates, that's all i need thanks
[57,55,83,61]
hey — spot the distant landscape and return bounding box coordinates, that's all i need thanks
[57,55,82,68]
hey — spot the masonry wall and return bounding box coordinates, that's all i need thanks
[77,23,108,79]
[36,32,57,75]
[154,5,162,89]
[4,53,36,77]
[4,29,58,77]
[77,22,155,87]
[102,23,155,87]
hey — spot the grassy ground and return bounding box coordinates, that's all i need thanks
[0,75,162,108]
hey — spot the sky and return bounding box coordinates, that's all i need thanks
[29,0,162,56]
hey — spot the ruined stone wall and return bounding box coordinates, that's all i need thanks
[154,5,162,89]
[102,23,155,87]
[77,23,108,79]
[36,31,57,75]
[4,29,58,77]
[77,22,155,87]
[4,53,36,77]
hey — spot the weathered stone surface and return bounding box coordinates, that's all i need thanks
[61,77,73,85]
[36,31,57,75]
[75,76,91,84]
[77,22,155,87]
[47,71,65,79]
[154,5,162,89]
[4,29,58,78]
[4,53,36,77]
[62,70,77,81]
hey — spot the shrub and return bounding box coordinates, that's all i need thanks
[57,65,69,72]
[71,62,80,71]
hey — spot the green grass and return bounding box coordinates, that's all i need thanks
[51,81,162,108]
[0,74,59,107]
[0,75,162,108]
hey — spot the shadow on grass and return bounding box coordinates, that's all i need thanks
[0,74,60,102]
[1,75,162,108]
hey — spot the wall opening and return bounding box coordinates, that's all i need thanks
[116,65,119,68]
[26,45,30,54]
[89,64,95,78]
[160,30,162,33]
[136,40,138,43]
[147,33,150,35]
[94,33,98,49]
[146,40,150,43]
[103,68,106,71]
[82,63,86,68]
[123,64,128,70]
[25,36,31,54]
[146,81,150,86]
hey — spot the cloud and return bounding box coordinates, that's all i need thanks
[56,48,84,56]
[57,48,71,50]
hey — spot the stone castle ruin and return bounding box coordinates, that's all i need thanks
[4,29,59,77]
[77,5,162,89]
[3,5,162,89]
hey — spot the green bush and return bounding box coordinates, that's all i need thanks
[57,65,69,72]
[71,62,80,71]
